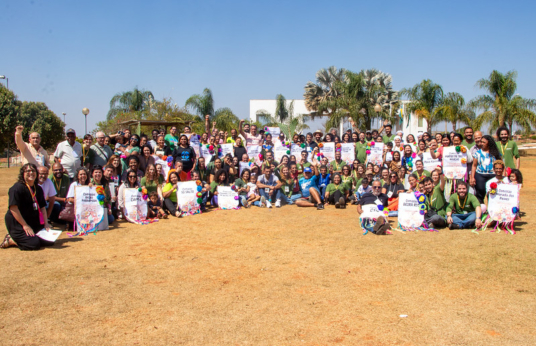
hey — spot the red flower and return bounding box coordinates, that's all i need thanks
[490,182,497,189]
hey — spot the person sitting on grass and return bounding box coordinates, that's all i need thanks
[162,171,181,218]
[209,169,230,208]
[324,173,348,209]
[422,176,447,229]
[295,166,324,210]
[235,169,252,208]
[256,165,282,208]
[446,181,482,230]
[147,191,167,219]
[356,179,390,235]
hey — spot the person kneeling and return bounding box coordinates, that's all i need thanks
[446,181,482,230]
[356,180,390,235]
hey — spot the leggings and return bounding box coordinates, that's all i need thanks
[328,190,346,205]
[475,172,494,203]
[164,198,179,214]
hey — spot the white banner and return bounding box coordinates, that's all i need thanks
[123,188,148,223]
[422,152,441,172]
[154,159,170,181]
[265,127,281,138]
[397,193,424,228]
[200,145,213,164]
[185,134,201,158]
[360,204,384,219]
[176,181,201,216]
[239,162,251,176]
[219,143,233,159]
[340,143,355,164]
[367,143,384,166]
[247,145,262,166]
[74,186,104,234]
[488,184,519,223]
[273,141,288,163]
[442,146,467,180]
[320,142,335,162]
[217,186,239,209]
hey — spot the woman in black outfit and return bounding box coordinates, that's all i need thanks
[172,135,196,180]
[233,137,247,160]
[1,163,53,250]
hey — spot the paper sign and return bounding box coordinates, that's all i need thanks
[320,142,335,162]
[488,184,520,223]
[340,143,355,164]
[360,204,384,219]
[247,145,262,166]
[219,143,233,159]
[36,229,62,242]
[123,188,148,224]
[266,127,281,138]
[200,145,214,165]
[397,193,424,228]
[154,159,170,181]
[74,186,104,234]
[367,142,384,166]
[422,152,441,172]
[239,162,251,176]
[217,186,239,210]
[176,181,201,216]
[185,133,201,158]
[442,146,467,180]
[273,141,289,163]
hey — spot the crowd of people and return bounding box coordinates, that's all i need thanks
[1,115,524,250]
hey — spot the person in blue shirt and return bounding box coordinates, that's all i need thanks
[317,165,331,202]
[295,165,324,210]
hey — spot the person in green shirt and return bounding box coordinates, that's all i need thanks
[496,126,520,169]
[162,171,181,218]
[297,150,311,174]
[422,175,447,228]
[340,165,354,192]
[324,174,349,208]
[82,134,96,169]
[164,126,179,151]
[461,127,475,149]
[330,151,345,174]
[141,164,164,200]
[378,122,396,144]
[413,160,431,182]
[446,181,482,229]
[234,169,251,207]
[355,132,368,163]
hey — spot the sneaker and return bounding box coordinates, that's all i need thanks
[335,202,340,208]
[376,223,391,235]
[266,200,272,208]
[317,203,324,210]
[373,217,386,234]
[275,199,281,208]
[449,223,461,230]
[339,197,346,209]
[260,196,266,208]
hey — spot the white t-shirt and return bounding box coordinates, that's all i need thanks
[257,174,279,186]
[244,133,263,147]
[39,178,57,199]
[247,182,258,197]
[66,182,83,199]
[54,140,82,178]
[485,177,510,193]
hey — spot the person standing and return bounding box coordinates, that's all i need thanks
[461,127,475,149]
[91,131,113,167]
[355,132,367,163]
[470,135,502,203]
[1,164,53,250]
[496,127,520,170]
[164,126,179,151]
[172,135,196,181]
[239,120,263,147]
[14,125,50,168]
[378,121,396,144]
[53,128,82,180]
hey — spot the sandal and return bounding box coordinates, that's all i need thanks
[0,234,12,249]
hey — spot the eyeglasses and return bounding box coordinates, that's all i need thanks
[53,169,63,172]
[372,186,381,189]
[131,138,138,142]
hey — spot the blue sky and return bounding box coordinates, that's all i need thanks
[1,0,535,135]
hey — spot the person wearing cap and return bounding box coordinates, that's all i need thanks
[14,125,51,169]
[53,128,82,180]
[365,130,373,142]
[357,179,391,235]
[355,132,367,163]
[378,120,396,144]
[313,130,323,143]
[295,160,324,210]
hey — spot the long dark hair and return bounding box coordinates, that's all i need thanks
[215,169,228,184]
[91,165,108,187]
[74,167,90,185]
[482,135,501,160]
[17,163,37,184]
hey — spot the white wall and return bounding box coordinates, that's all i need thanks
[249,99,312,122]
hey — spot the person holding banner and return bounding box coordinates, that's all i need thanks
[356,180,390,235]
[90,165,114,225]
[446,182,482,229]
[470,135,502,203]
[209,169,230,208]
[161,171,181,217]
[2,164,54,250]
[485,161,510,193]
[66,167,91,203]
[118,171,143,217]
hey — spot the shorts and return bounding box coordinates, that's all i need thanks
[300,195,315,203]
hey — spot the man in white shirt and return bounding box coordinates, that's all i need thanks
[91,131,113,166]
[14,125,50,168]
[37,166,57,219]
[54,128,82,180]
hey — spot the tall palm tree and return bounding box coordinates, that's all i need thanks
[213,107,240,133]
[400,79,444,133]
[470,70,536,133]
[362,69,399,121]
[185,88,241,132]
[107,87,155,120]
[434,92,472,131]
[303,66,346,117]
[274,94,290,123]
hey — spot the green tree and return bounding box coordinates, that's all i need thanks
[470,70,536,133]
[185,88,239,132]
[434,92,472,131]
[400,79,444,133]
[18,102,65,149]
[0,85,21,152]
[107,87,155,120]
[303,66,346,116]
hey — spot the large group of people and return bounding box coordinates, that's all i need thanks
[1,116,524,250]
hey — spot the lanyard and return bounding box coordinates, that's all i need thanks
[26,183,44,225]
[457,194,468,211]
[52,176,62,193]
[499,141,508,156]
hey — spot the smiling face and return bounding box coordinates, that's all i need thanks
[37,166,48,184]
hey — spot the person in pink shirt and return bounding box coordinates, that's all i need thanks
[239,120,263,147]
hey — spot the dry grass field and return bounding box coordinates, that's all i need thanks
[1,159,536,345]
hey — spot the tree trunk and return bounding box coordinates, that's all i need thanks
[452,121,456,132]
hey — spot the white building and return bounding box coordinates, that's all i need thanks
[249,99,428,137]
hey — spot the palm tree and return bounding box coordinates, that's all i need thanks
[107,87,154,120]
[362,69,399,123]
[213,107,240,133]
[274,94,290,122]
[400,79,444,133]
[303,66,346,116]
[470,70,536,133]
[434,92,472,131]
[185,88,215,119]
[259,94,310,137]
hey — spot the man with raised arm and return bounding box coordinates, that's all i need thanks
[14,125,50,168]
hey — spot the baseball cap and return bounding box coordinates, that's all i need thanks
[304,167,312,173]
[66,128,76,135]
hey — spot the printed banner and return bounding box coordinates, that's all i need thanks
[219,143,234,159]
[123,188,148,224]
[422,152,441,172]
[360,204,384,219]
[488,184,520,223]
[265,127,281,138]
[367,142,384,166]
[397,193,423,228]
[176,181,201,216]
[320,142,336,162]
[186,134,201,158]
[217,186,239,210]
[154,158,170,181]
[200,145,213,164]
[74,186,104,235]
[239,161,251,176]
[340,143,355,164]
[442,146,467,180]
[247,145,262,166]
[291,143,311,163]
[273,141,288,163]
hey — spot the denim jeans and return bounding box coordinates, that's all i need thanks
[280,193,302,205]
[259,188,282,202]
[451,212,476,228]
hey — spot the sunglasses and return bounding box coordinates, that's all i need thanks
[372,186,381,189]
[128,175,137,179]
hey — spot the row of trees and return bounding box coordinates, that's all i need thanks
[0,85,65,152]
[304,67,536,134]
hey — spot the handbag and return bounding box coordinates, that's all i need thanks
[59,203,75,222]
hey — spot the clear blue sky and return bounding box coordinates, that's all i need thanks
[1,0,535,135]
